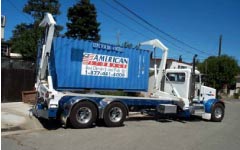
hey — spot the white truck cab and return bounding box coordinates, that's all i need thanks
[164,69,216,102]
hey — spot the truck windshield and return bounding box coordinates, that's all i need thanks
[166,73,185,82]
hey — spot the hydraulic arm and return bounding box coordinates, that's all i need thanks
[140,39,168,91]
[37,13,56,82]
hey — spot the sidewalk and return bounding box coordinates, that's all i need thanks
[1,102,44,135]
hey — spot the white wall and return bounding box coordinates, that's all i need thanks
[169,61,192,69]
[236,83,240,88]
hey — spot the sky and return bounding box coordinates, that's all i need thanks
[1,0,240,64]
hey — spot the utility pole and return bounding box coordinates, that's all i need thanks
[218,35,222,57]
[179,55,182,62]
[217,34,222,96]
[116,30,120,46]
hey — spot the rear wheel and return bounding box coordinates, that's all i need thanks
[69,101,97,128]
[103,102,127,127]
[211,103,224,122]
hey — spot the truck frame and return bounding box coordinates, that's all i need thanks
[33,13,225,128]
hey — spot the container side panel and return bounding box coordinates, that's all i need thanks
[50,37,150,91]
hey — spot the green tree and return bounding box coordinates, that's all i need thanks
[23,0,63,34]
[10,0,62,60]
[23,0,61,23]
[122,41,133,48]
[121,41,141,49]
[65,0,101,41]
[198,55,239,92]
[10,24,39,60]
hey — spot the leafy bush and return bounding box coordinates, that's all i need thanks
[233,93,238,99]
[234,91,240,99]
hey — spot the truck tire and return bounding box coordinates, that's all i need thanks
[103,102,127,127]
[211,103,224,122]
[69,101,97,128]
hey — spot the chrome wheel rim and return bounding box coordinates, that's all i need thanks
[109,107,123,123]
[76,107,92,124]
[214,107,223,119]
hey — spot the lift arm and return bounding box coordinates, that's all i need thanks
[38,13,56,81]
[140,39,168,90]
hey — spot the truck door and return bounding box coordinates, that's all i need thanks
[164,72,188,99]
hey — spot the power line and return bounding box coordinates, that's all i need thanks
[99,9,183,55]
[112,0,212,55]
[102,0,156,37]
[104,2,208,59]
[100,10,205,60]
[98,10,151,40]
[99,9,208,61]
[7,0,32,22]
[112,0,216,56]
[102,0,207,58]
[102,0,196,57]
[99,9,185,58]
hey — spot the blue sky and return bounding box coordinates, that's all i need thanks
[2,0,240,63]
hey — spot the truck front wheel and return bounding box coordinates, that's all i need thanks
[103,102,127,127]
[211,103,224,122]
[69,101,97,128]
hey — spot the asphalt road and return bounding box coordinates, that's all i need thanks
[2,100,240,150]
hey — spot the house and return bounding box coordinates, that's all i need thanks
[150,58,193,70]
[144,58,193,96]
[1,15,22,59]
[236,75,240,89]
[1,15,6,40]
[228,75,240,98]
[1,41,11,56]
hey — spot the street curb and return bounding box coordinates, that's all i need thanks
[1,128,45,136]
[1,102,25,106]
[1,126,25,132]
[1,102,45,135]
